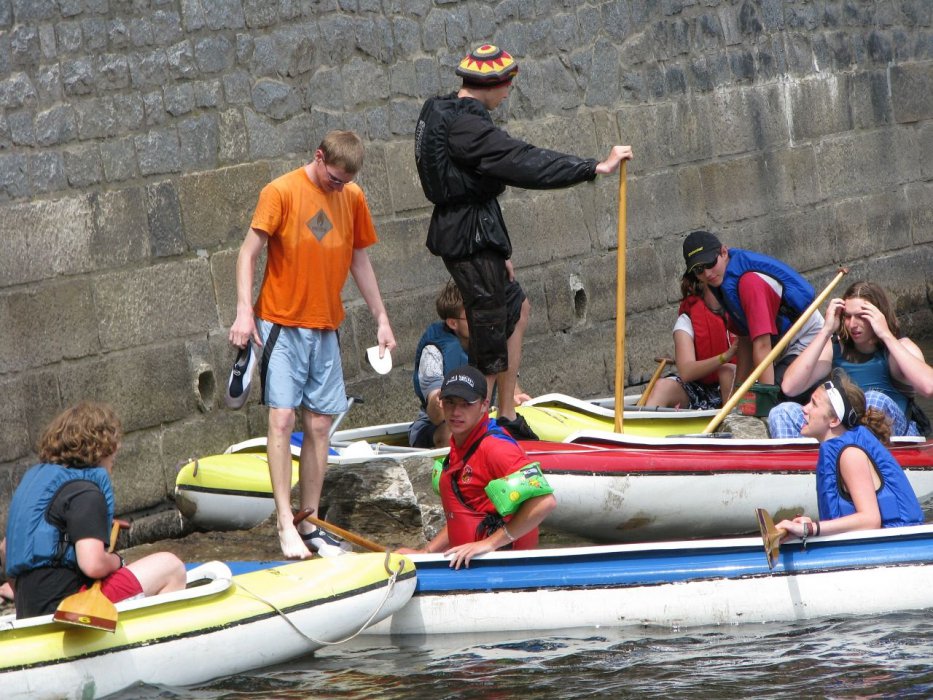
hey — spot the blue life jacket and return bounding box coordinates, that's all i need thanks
[815,426,924,527]
[412,321,469,408]
[832,341,909,414]
[4,463,115,577]
[713,249,815,337]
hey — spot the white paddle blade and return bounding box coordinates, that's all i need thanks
[366,346,392,375]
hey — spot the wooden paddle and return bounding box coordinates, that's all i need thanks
[53,520,124,632]
[293,507,384,553]
[701,267,849,434]
[613,161,628,433]
[636,357,674,407]
[756,508,786,570]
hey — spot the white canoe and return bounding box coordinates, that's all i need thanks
[363,524,933,636]
[177,434,933,539]
[1,553,416,699]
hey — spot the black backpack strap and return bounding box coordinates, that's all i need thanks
[259,323,282,405]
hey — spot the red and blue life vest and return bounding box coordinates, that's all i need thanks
[713,249,815,337]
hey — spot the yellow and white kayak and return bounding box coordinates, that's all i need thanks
[1,553,416,699]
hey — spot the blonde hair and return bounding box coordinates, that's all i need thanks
[318,130,364,174]
[37,402,122,469]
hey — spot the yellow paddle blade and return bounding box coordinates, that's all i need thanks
[756,508,781,571]
[52,581,118,632]
[53,520,122,632]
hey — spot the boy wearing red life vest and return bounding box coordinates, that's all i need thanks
[399,365,557,569]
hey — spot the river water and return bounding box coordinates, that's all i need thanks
[111,612,933,698]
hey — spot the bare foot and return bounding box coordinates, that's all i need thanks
[278,523,311,560]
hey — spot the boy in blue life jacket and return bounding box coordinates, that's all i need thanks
[410,280,530,448]
[682,230,824,403]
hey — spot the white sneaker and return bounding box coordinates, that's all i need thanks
[224,344,256,410]
[301,527,351,557]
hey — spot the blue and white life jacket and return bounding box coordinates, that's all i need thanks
[714,249,815,337]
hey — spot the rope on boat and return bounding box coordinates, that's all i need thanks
[233,553,405,647]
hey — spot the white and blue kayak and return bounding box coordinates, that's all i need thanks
[363,524,933,636]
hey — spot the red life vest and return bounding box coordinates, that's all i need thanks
[677,295,732,385]
[439,416,538,549]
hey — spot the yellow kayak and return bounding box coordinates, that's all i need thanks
[1,553,416,699]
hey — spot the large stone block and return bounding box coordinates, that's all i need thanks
[210,246,265,327]
[849,70,893,129]
[112,428,170,512]
[58,343,197,432]
[177,162,271,249]
[503,188,595,266]
[700,155,772,224]
[363,213,443,296]
[520,325,615,399]
[346,142,390,218]
[891,62,933,124]
[711,84,789,154]
[627,167,706,241]
[762,145,822,208]
[906,181,933,245]
[0,376,29,464]
[1,196,88,285]
[95,258,217,351]
[816,127,920,198]
[383,139,424,213]
[0,280,99,374]
[787,74,852,140]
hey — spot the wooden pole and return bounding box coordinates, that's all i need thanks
[636,357,674,407]
[614,162,628,433]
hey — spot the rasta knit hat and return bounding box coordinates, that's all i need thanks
[456,44,519,87]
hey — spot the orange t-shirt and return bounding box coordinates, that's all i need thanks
[250,167,378,329]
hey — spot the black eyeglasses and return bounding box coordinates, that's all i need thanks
[691,259,717,273]
[321,159,355,187]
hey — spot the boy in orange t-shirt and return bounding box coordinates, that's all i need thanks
[228,130,396,560]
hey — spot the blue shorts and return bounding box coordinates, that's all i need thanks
[257,320,349,414]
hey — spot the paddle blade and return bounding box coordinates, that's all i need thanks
[53,582,118,632]
[756,508,781,571]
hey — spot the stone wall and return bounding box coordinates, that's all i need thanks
[1,0,931,531]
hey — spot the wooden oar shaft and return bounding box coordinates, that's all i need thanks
[702,267,849,434]
[614,161,628,433]
[636,357,674,407]
[293,508,384,553]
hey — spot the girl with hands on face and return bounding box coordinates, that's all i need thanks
[769,282,932,439]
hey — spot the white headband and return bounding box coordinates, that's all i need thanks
[823,379,858,428]
[825,384,846,422]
